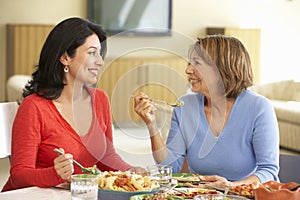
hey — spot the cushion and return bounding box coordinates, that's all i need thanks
[290,81,300,101]
[272,100,300,124]
[6,74,32,102]
[251,80,294,101]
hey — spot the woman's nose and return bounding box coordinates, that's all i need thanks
[185,63,194,74]
[96,54,104,66]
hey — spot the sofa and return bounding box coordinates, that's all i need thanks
[250,80,300,152]
[6,74,32,102]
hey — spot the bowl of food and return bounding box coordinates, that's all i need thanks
[97,171,160,200]
[254,181,300,200]
[99,189,159,200]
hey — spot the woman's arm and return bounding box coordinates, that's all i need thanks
[8,99,64,190]
[147,121,168,163]
[133,93,189,172]
[133,93,168,162]
[251,97,280,182]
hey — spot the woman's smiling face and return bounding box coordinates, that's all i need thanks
[67,33,104,85]
[186,49,217,95]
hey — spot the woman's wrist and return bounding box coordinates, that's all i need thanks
[147,122,159,137]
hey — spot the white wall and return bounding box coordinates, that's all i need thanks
[1,0,300,101]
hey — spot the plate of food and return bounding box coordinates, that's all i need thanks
[229,182,260,199]
[193,194,250,200]
[130,188,221,200]
[130,193,184,200]
[172,174,204,187]
[97,171,160,200]
[171,188,221,199]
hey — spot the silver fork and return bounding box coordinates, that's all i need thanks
[131,96,184,107]
[53,148,100,174]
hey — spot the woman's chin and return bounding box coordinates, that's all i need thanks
[87,78,98,85]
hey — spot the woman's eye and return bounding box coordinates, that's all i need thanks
[190,59,201,66]
[194,60,200,65]
[89,51,97,55]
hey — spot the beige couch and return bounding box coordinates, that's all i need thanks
[250,80,300,152]
[6,74,31,102]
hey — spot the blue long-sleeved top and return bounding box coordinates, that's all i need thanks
[160,89,279,183]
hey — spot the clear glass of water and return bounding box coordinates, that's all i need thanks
[147,164,172,192]
[71,174,98,200]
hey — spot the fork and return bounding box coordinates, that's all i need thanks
[131,95,184,107]
[53,148,100,174]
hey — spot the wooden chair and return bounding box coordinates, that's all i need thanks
[279,153,300,183]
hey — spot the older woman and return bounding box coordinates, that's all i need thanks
[133,35,279,188]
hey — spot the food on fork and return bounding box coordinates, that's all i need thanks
[175,101,184,107]
[83,165,101,175]
[53,148,100,175]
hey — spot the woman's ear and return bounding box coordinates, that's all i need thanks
[60,52,69,65]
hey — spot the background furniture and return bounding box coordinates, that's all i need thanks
[0,102,18,190]
[250,80,300,152]
[0,102,18,159]
[279,154,300,183]
[6,24,54,79]
[6,74,31,102]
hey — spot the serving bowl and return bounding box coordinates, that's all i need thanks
[254,181,300,200]
[98,188,158,200]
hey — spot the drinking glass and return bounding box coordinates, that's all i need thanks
[147,164,172,192]
[71,174,98,200]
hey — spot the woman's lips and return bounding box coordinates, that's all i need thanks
[88,69,99,76]
[189,78,200,86]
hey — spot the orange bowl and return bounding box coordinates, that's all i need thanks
[254,181,300,200]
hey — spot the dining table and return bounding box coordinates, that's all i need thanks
[0,186,70,200]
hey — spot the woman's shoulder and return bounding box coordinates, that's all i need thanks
[21,94,48,106]
[242,89,270,101]
[17,94,52,117]
[240,89,273,108]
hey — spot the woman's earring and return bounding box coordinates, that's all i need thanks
[64,66,69,73]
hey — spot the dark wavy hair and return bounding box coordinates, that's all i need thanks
[189,35,253,98]
[23,17,107,100]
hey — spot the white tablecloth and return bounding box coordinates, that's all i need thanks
[0,187,70,200]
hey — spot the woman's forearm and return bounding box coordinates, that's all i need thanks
[147,123,168,163]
